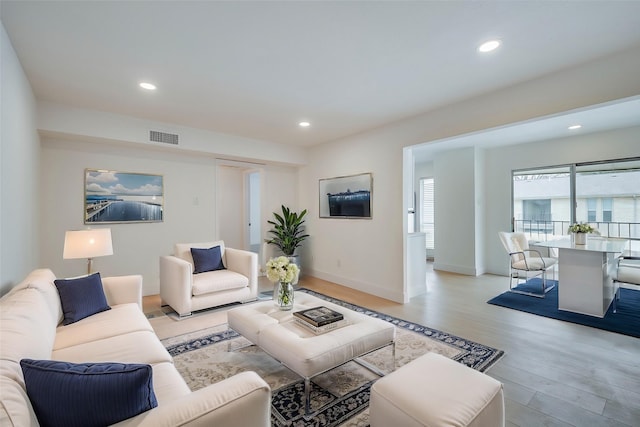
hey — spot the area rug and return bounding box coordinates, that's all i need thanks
[488,278,640,338]
[162,289,504,427]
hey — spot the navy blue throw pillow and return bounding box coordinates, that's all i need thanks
[191,246,226,274]
[20,359,158,427]
[54,272,110,325]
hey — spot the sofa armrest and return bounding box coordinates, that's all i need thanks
[102,275,143,309]
[159,256,194,316]
[225,248,258,294]
[131,371,271,427]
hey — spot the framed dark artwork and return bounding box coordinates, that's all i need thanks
[84,169,164,224]
[319,173,372,219]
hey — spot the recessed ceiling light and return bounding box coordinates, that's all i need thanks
[568,124,582,130]
[299,121,310,128]
[139,82,156,90]
[478,40,501,53]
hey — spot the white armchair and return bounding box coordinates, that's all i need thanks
[498,232,557,298]
[160,241,258,317]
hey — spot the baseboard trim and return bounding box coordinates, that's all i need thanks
[304,268,404,303]
[432,262,481,276]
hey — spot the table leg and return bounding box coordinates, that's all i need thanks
[304,377,311,416]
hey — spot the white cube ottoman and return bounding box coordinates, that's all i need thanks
[370,352,504,427]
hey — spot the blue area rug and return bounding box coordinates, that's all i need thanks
[488,278,640,338]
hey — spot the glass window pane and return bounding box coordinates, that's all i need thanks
[587,198,597,222]
[420,178,434,250]
[576,159,640,238]
[513,167,571,240]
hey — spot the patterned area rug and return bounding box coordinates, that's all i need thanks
[162,289,504,427]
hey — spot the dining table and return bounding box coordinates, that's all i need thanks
[534,236,629,318]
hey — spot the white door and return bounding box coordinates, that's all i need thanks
[246,171,261,254]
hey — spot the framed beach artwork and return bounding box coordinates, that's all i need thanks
[319,172,372,219]
[84,169,164,224]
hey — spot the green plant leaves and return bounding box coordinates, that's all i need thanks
[265,205,309,256]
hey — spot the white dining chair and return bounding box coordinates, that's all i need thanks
[498,232,558,298]
[612,256,640,313]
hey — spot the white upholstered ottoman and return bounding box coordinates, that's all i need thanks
[370,352,504,427]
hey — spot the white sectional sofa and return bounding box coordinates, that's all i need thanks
[0,268,271,426]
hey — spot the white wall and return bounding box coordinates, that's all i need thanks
[38,101,307,166]
[216,164,245,249]
[433,148,479,275]
[0,24,40,295]
[474,148,486,274]
[301,129,405,302]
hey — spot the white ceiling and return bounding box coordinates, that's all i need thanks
[412,96,640,162]
[2,1,640,147]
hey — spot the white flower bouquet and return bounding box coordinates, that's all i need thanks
[266,256,299,284]
[266,256,300,310]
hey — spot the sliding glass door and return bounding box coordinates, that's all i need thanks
[512,157,640,252]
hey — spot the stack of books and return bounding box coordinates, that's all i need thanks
[293,306,346,334]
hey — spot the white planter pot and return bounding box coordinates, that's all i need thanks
[574,233,587,245]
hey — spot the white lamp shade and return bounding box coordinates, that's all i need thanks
[63,229,113,259]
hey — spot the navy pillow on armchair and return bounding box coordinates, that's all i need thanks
[54,272,110,325]
[191,245,226,273]
[20,359,158,427]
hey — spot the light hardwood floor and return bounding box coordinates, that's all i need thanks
[144,265,640,427]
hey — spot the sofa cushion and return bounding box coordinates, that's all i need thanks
[191,245,226,274]
[54,303,154,351]
[192,269,249,296]
[7,268,63,325]
[148,362,191,404]
[52,330,173,365]
[0,288,57,369]
[175,241,226,268]
[54,273,111,325]
[0,376,39,427]
[20,359,157,427]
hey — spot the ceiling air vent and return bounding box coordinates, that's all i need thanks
[149,130,179,145]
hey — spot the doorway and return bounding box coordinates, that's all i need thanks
[246,171,261,255]
[216,161,263,264]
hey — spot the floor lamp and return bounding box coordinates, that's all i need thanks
[63,228,113,274]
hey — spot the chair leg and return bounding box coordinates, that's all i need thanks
[509,269,554,298]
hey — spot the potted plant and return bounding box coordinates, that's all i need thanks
[265,205,309,258]
[568,222,595,245]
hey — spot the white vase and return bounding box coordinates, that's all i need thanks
[275,282,294,310]
[574,232,587,245]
